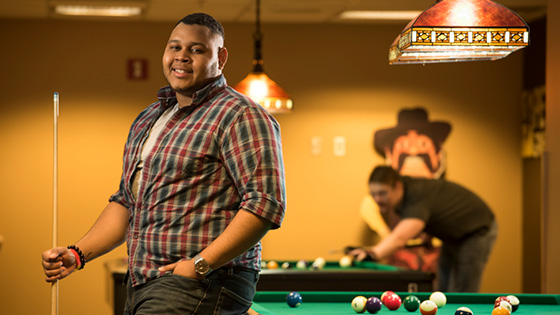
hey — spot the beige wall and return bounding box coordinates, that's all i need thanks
[0,16,532,314]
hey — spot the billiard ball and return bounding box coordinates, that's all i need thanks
[420,300,438,315]
[281,261,291,269]
[454,306,473,315]
[313,257,326,269]
[491,306,511,315]
[339,255,353,268]
[365,297,382,314]
[495,300,512,313]
[351,296,368,313]
[286,291,302,308]
[506,295,520,312]
[430,291,447,308]
[495,296,512,312]
[266,260,279,269]
[384,294,402,311]
[495,296,510,305]
[380,290,396,304]
[296,260,307,269]
[404,295,420,312]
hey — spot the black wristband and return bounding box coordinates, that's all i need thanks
[67,245,87,270]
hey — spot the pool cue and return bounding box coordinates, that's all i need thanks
[52,92,59,315]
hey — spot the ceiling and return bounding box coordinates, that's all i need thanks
[0,0,547,24]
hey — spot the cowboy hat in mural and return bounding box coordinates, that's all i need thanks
[374,107,451,179]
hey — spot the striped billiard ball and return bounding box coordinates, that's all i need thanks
[420,300,438,315]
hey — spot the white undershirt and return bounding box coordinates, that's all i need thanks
[132,103,180,198]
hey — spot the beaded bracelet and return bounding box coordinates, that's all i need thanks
[67,245,87,270]
[68,248,81,269]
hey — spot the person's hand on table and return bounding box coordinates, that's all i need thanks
[344,246,378,262]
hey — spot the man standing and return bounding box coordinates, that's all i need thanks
[42,13,286,314]
[350,166,497,292]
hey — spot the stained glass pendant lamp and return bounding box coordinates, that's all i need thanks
[388,0,530,65]
[233,0,293,113]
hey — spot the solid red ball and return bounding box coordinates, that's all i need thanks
[380,291,396,304]
[384,294,402,311]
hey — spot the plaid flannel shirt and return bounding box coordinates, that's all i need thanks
[109,75,286,286]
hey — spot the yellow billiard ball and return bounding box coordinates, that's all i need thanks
[351,296,368,313]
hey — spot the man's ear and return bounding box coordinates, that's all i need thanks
[218,47,228,70]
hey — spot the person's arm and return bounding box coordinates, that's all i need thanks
[371,218,425,259]
[349,218,425,261]
[158,209,272,279]
[42,201,129,282]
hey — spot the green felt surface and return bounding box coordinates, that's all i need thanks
[251,292,560,315]
[266,261,401,271]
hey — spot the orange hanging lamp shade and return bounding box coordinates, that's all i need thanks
[234,70,293,114]
[388,0,530,65]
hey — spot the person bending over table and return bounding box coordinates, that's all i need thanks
[41,13,286,315]
[348,166,497,292]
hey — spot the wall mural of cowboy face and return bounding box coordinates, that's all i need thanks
[374,107,452,179]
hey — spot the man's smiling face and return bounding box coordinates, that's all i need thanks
[162,23,227,104]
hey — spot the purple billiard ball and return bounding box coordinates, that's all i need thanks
[286,291,302,308]
[365,296,382,314]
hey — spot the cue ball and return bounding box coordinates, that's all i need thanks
[404,295,420,312]
[454,306,473,315]
[429,291,447,308]
[286,291,302,308]
[351,296,368,313]
[339,255,353,268]
[384,294,402,311]
[420,300,438,315]
[365,296,382,314]
[506,295,520,312]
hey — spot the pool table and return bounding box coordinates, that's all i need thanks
[257,261,434,292]
[250,291,560,315]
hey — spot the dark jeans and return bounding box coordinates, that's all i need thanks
[437,220,498,292]
[124,267,259,315]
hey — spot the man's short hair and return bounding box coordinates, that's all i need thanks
[176,13,225,40]
[369,166,401,187]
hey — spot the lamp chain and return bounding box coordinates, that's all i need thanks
[253,0,264,72]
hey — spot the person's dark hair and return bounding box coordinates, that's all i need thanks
[176,13,225,40]
[369,166,401,187]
